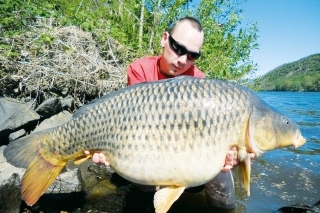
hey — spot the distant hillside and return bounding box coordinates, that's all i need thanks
[257,53,320,91]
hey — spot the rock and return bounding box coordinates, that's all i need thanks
[61,97,75,112]
[25,98,38,110]
[60,86,70,97]
[30,90,46,104]
[35,97,63,118]
[0,98,40,141]
[0,146,24,213]
[8,129,26,142]
[32,110,72,133]
[0,173,21,213]
[48,87,63,97]
[48,168,82,194]
[0,96,129,213]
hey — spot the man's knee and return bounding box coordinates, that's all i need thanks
[204,171,236,209]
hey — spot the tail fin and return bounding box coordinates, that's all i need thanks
[22,153,65,206]
[4,133,66,206]
[4,134,42,168]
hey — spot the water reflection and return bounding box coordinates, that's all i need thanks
[293,109,319,116]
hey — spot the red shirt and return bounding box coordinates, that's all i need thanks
[127,55,205,86]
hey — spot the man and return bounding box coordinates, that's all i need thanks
[126,16,205,85]
[88,17,254,210]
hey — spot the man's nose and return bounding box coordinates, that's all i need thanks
[177,54,188,65]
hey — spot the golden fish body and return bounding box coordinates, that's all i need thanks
[4,76,306,213]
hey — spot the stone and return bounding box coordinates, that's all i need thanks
[0,146,25,213]
[35,97,63,118]
[8,129,26,142]
[0,98,40,140]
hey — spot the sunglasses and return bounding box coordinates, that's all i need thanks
[168,35,201,61]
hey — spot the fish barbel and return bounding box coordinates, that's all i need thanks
[4,76,306,213]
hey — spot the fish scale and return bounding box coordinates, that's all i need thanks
[4,76,306,213]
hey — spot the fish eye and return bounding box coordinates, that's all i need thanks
[282,117,290,125]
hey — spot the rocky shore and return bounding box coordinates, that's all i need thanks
[0,25,141,213]
[0,96,133,213]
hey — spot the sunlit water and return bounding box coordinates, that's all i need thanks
[238,92,320,212]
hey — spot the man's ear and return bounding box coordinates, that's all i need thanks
[161,32,169,48]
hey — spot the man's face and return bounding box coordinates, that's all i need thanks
[160,22,204,77]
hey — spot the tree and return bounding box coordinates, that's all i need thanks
[0,0,259,81]
[301,76,314,91]
[257,53,320,91]
[78,0,259,80]
[194,0,259,81]
[142,0,259,81]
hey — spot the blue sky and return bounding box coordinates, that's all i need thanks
[240,0,320,76]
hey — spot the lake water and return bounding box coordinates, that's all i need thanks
[239,92,320,213]
[120,92,320,213]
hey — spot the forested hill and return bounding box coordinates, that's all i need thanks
[257,53,320,91]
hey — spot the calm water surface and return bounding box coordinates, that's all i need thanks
[239,92,320,213]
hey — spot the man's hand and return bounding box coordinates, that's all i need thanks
[84,151,110,166]
[221,147,255,173]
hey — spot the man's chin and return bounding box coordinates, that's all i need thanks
[161,70,176,78]
[169,70,185,76]
[160,68,185,77]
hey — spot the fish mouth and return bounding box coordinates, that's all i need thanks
[293,131,307,149]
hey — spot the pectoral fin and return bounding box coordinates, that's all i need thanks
[238,153,251,196]
[154,186,185,213]
[74,154,92,165]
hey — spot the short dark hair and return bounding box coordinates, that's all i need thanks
[168,17,203,35]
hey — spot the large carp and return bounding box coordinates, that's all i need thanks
[4,76,306,213]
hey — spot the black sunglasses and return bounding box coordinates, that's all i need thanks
[168,35,201,61]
